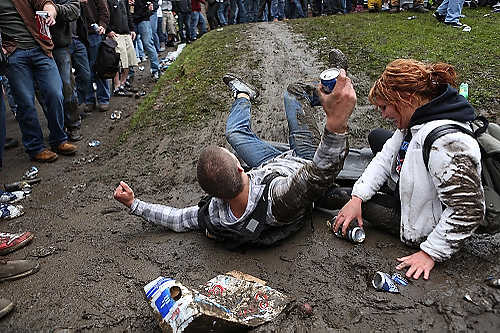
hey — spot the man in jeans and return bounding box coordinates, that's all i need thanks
[0,0,77,162]
[133,0,161,80]
[84,0,110,112]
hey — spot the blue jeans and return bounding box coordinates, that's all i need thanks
[247,0,260,22]
[137,20,160,73]
[437,0,464,23]
[271,0,285,19]
[190,11,207,39]
[230,0,248,24]
[177,12,192,41]
[217,2,229,25]
[0,85,5,168]
[150,12,161,51]
[0,76,17,115]
[290,0,305,17]
[7,47,67,156]
[86,33,110,105]
[225,93,317,168]
[69,38,92,107]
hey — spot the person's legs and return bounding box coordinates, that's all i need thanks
[278,0,285,18]
[190,12,200,39]
[271,0,279,18]
[198,11,208,35]
[237,0,249,22]
[137,21,160,74]
[218,3,229,24]
[150,12,161,51]
[0,86,5,168]
[86,34,110,106]
[70,38,92,106]
[1,76,17,116]
[442,0,462,23]
[293,0,306,17]
[225,98,282,167]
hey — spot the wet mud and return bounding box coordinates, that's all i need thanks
[0,22,499,332]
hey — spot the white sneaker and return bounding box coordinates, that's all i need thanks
[0,204,24,220]
[0,191,25,204]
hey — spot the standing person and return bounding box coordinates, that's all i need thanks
[334,59,484,280]
[0,0,77,162]
[157,0,166,50]
[106,0,139,94]
[133,0,161,80]
[389,0,428,12]
[84,0,111,112]
[433,0,467,28]
[229,0,249,23]
[217,0,230,25]
[173,0,193,43]
[190,0,207,41]
[206,0,220,28]
[149,0,161,51]
[161,0,177,46]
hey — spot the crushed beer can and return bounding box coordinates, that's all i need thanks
[326,216,365,243]
[88,139,101,147]
[391,272,409,286]
[23,166,39,180]
[35,11,52,41]
[90,23,99,32]
[485,276,500,288]
[110,110,122,120]
[320,68,340,94]
[372,271,400,293]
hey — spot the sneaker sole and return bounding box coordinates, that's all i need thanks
[0,233,34,256]
[223,73,260,99]
[0,262,40,282]
[0,301,14,319]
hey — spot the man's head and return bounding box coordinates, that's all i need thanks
[197,146,244,200]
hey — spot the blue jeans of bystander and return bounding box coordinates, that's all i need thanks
[137,20,160,73]
[86,34,110,105]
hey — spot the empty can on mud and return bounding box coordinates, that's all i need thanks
[320,68,340,94]
[326,216,366,243]
[391,272,409,286]
[372,272,400,293]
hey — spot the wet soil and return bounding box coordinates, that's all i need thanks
[1,22,499,332]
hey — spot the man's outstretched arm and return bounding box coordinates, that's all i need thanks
[114,181,200,232]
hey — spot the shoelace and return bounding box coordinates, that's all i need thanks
[0,233,22,245]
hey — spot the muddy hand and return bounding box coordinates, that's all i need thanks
[113,181,135,208]
[317,69,356,134]
[43,3,57,26]
[396,250,435,280]
[335,196,363,235]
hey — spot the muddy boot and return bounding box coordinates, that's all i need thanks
[0,298,14,319]
[223,74,259,100]
[0,259,40,282]
[328,48,348,72]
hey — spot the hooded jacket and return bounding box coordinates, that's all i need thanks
[133,0,159,24]
[106,0,134,34]
[352,84,484,262]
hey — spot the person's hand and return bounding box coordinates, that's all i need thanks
[334,196,363,235]
[396,250,435,280]
[97,25,106,35]
[130,31,136,40]
[108,31,117,38]
[317,69,356,134]
[43,3,57,26]
[114,181,135,208]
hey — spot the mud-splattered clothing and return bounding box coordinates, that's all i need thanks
[352,85,484,262]
[130,129,347,235]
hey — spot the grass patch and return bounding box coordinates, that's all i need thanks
[288,8,499,108]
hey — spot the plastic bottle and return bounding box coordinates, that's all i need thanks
[459,83,469,100]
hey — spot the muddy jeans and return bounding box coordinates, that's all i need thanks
[225,87,319,168]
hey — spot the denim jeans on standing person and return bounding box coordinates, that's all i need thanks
[230,0,248,23]
[437,0,464,23]
[271,0,285,19]
[246,0,259,22]
[177,12,192,42]
[190,11,207,39]
[157,16,166,43]
[0,85,5,168]
[290,0,305,17]
[69,38,92,106]
[218,1,229,25]
[0,76,17,116]
[150,12,161,51]
[6,47,67,157]
[137,20,160,73]
[86,33,110,106]
[225,93,317,168]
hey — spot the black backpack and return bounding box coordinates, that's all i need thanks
[423,117,500,233]
[93,38,120,79]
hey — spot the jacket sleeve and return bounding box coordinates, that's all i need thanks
[30,0,56,10]
[55,0,81,22]
[126,1,134,32]
[97,0,110,28]
[270,129,348,223]
[419,132,485,262]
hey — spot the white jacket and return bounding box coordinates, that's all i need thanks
[352,119,485,262]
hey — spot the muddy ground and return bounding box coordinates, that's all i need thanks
[1,22,499,332]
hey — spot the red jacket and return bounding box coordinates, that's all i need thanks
[191,0,205,12]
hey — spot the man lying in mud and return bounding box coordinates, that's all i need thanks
[114,69,356,249]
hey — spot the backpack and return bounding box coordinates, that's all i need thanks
[423,116,500,234]
[93,38,120,79]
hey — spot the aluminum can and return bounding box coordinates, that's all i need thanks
[35,11,52,41]
[90,23,99,32]
[326,216,366,243]
[391,272,409,286]
[320,68,340,94]
[372,271,399,293]
[23,166,39,180]
[486,277,500,288]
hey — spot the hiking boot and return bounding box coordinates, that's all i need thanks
[0,191,25,204]
[152,71,160,81]
[54,142,77,156]
[0,259,40,282]
[433,11,445,22]
[328,48,348,71]
[0,298,14,319]
[0,204,24,220]
[4,138,18,150]
[32,149,58,162]
[67,128,82,142]
[0,232,33,256]
[97,103,110,112]
[411,5,428,13]
[223,74,259,100]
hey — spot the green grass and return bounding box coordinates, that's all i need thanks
[289,8,499,107]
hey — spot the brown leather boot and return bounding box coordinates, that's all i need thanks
[54,142,77,156]
[32,149,58,162]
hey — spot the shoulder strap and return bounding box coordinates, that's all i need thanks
[423,124,475,172]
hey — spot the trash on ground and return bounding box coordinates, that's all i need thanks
[483,13,490,17]
[407,16,416,20]
[144,272,289,332]
[23,166,39,180]
[372,271,400,293]
[459,82,469,99]
[327,217,365,243]
[135,91,147,99]
[216,28,223,32]
[391,272,409,286]
[462,25,471,32]
[485,276,500,288]
[138,66,145,71]
[319,37,327,41]
[30,246,57,258]
[464,293,479,306]
[300,303,313,316]
[100,207,122,215]
[88,140,101,147]
[110,110,122,120]
[4,178,41,192]
[163,43,186,64]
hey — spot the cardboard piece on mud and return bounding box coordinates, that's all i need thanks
[144,274,289,332]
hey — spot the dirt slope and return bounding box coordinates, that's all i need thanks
[0,22,499,332]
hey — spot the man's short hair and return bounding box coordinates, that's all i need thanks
[197,146,243,199]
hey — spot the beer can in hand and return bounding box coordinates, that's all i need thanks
[320,68,340,94]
